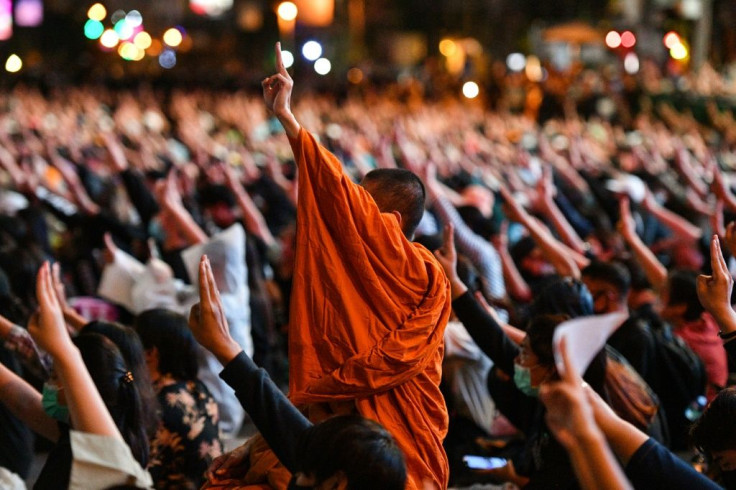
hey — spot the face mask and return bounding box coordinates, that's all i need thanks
[513,363,540,397]
[42,383,70,423]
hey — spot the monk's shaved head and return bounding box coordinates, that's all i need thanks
[361,169,425,239]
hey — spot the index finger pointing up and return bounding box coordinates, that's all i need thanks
[275,42,287,75]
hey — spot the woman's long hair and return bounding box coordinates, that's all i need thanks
[73,333,149,467]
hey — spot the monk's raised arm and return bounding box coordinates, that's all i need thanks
[263,42,301,139]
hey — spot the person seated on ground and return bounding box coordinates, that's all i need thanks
[190,255,406,490]
[134,308,222,488]
[0,263,151,489]
[540,337,720,490]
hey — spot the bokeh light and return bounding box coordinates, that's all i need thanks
[605,31,621,49]
[114,19,134,41]
[670,43,688,60]
[439,39,457,57]
[281,49,294,68]
[462,81,479,99]
[15,0,43,27]
[506,53,526,72]
[347,67,363,84]
[134,31,152,50]
[87,3,107,21]
[84,19,104,40]
[163,28,183,47]
[110,9,126,24]
[314,57,331,75]
[147,39,163,56]
[118,42,141,61]
[5,54,21,73]
[159,49,177,69]
[302,40,322,61]
[525,55,543,82]
[663,31,680,49]
[125,10,143,27]
[277,2,297,21]
[620,31,636,48]
[0,0,12,41]
[100,29,119,49]
[624,52,639,74]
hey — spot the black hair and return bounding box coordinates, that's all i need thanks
[667,269,704,322]
[456,254,481,295]
[72,333,149,467]
[691,387,736,453]
[529,277,593,319]
[360,169,426,238]
[81,321,158,436]
[134,308,199,381]
[297,415,406,490]
[457,205,499,238]
[527,313,570,367]
[198,184,236,208]
[581,260,631,296]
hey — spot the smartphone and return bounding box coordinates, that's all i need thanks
[462,455,507,470]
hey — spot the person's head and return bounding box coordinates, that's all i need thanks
[690,388,736,472]
[200,184,237,229]
[513,314,569,396]
[72,333,149,467]
[295,415,406,490]
[661,270,704,326]
[134,308,199,382]
[529,277,594,319]
[80,321,158,435]
[581,261,631,314]
[510,236,555,279]
[360,169,425,239]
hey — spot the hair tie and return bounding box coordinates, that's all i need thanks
[122,371,134,384]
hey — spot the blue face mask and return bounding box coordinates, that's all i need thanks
[513,363,540,397]
[42,383,70,423]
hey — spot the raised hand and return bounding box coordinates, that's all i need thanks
[30,262,74,359]
[696,235,735,328]
[539,338,595,449]
[262,43,300,138]
[188,255,241,365]
[434,224,458,283]
[724,222,736,258]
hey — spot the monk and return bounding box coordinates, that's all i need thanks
[255,43,451,490]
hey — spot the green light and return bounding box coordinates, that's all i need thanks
[84,19,104,40]
[114,19,133,40]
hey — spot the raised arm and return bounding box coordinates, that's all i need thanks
[697,234,736,337]
[640,187,702,243]
[539,339,632,490]
[262,43,300,139]
[221,162,277,248]
[500,185,584,279]
[30,262,121,439]
[617,197,667,291]
[188,255,310,473]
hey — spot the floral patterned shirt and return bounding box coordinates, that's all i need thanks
[148,377,222,489]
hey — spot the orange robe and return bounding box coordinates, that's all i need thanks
[287,128,451,490]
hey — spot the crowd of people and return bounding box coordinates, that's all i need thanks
[1,41,736,489]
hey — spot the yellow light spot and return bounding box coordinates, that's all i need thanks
[462,81,479,99]
[163,28,182,47]
[87,3,107,21]
[439,39,456,57]
[100,28,119,49]
[5,54,22,73]
[277,2,297,21]
[670,43,688,60]
[134,31,152,50]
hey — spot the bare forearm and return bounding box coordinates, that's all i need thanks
[567,429,632,490]
[0,363,59,441]
[541,200,587,255]
[497,249,532,302]
[275,110,300,140]
[525,216,581,279]
[164,205,208,245]
[54,349,121,438]
[646,203,702,242]
[233,189,276,247]
[624,234,668,291]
